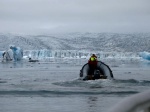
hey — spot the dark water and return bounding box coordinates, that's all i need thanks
[0,59,150,112]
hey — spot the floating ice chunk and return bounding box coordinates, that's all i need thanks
[139,51,150,61]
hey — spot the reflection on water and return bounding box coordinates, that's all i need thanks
[87,96,98,112]
[0,61,24,68]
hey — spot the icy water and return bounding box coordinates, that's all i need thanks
[0,59,150,112]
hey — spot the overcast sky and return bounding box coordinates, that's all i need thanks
[0,0,150,34]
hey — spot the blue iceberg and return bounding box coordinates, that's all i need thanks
[139,51,150,61]
[1,45,23,61]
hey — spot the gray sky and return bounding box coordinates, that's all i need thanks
[0,0,150,34]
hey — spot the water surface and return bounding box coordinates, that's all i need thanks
[0,59,150,112]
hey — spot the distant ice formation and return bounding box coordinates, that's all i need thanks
[23,49,140,60]
[1,45,23,61]
[1,49,147,61]
[139,51,150,61]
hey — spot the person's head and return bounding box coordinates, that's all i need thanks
[92,54,96,56]
[90,54,97,61]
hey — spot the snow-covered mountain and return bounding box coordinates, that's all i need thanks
[0,32,150,52]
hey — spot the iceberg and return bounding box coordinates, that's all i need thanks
[2,45,23,61]
[139,51,150,61]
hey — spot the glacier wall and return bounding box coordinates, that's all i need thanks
[1,50,150,61]
[23,50,140,60]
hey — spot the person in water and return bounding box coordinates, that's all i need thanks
[88,54,98,79]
